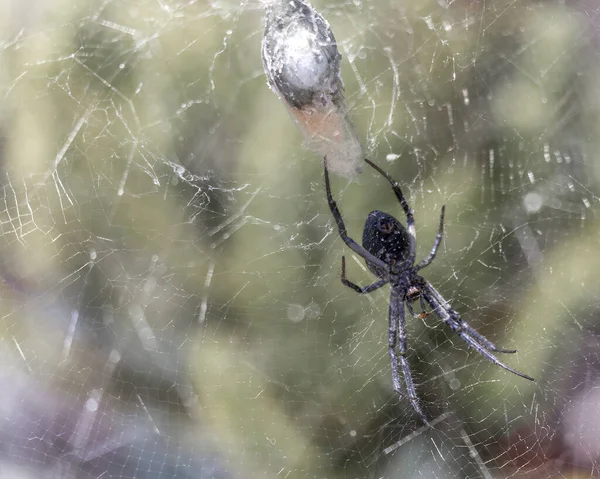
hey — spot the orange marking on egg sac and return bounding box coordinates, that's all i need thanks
[288,104,345,147]
[284,101,364,178]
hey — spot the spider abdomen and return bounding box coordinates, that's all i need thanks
[362,210,411,276]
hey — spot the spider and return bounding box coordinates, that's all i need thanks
[324,158,535,423]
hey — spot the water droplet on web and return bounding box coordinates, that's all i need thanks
[543,143,551,162]
[89,249,97,260]
[449,378,461,390]
[287,304,305,322]
[462,88,470,106]
[523,192,543,213]
[108,349,121,364]
[424,15,435,30]
[85,396,99,412]
[386,153,400,162]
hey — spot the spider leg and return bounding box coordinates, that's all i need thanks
[426,283,517,354]
[364,159,417,264]
[416,205,445,271]
[421,287,535,382]
[448,309,517,354]
[462,333,533,380]
[390,288,429,424]
[419,295,430,318]
[341,256,387,293]
[406,298,428,320]
[406,300,419,319]
[324,158,389,273]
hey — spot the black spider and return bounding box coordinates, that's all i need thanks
[324,158,535,423]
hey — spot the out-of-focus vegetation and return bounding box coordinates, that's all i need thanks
[0,0,599,477]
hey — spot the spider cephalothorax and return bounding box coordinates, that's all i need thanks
[325,158,534,423]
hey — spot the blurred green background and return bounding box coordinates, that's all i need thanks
[0,0,599,477]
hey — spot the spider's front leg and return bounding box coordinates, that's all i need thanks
[416,205,445,271]
[323,158,390,274]
[340,256,387,294]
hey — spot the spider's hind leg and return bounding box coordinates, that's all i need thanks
[422,287,534,382]
[454,327,534,381]
[390,289,430,424]
[448,309,517,354]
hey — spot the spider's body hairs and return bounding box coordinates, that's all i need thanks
[324,157,535,424]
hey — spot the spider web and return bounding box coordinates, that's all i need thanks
[0,0,598,477]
